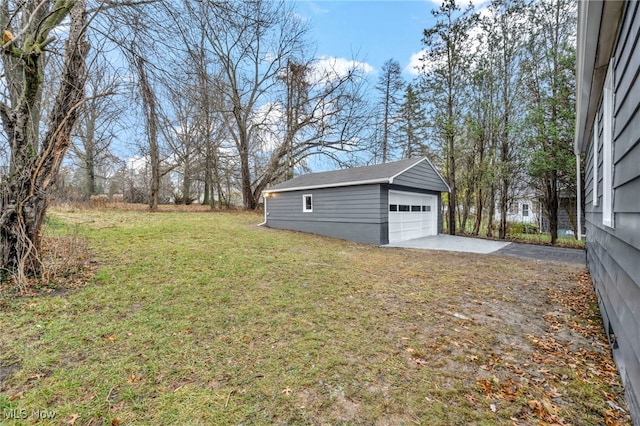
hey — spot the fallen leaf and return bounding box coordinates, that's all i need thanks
[67,413,80,425]
[282,387,292,395]
[9,391,23,401]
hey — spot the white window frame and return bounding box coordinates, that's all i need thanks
[602,62,615,228]
[592,117,599,206]
[303,194,313,212]
[522,203,529,217]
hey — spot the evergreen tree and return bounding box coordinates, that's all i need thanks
[398,84,429,159]
[420,0,477,235]
[374,58,405,163]
[522,0,576,244]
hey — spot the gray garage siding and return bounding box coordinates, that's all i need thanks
[583,2,640,421]
[266,184,388,244]
[392,161,450,193]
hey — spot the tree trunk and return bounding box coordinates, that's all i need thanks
[447,136,457,236]
[486,185,496,238]
[0,0,89,285]
[239,141,256,209]
[499,188,508,239]
[548,171,559,245]
[473,188,483,236]
[132,54,160,211]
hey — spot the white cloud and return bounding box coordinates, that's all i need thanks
[405,50,426,76]
[127,156,147,172]
[252,102,285,152]
[310,56,375,84]
[425,0,490,8]
[308,2,329,15]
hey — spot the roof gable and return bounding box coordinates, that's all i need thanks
[265,157,449,193]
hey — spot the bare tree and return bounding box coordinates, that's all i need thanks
[70,52,125,198]
[182,0,371,209]
[201,0,309,209]
[0,0,89,286]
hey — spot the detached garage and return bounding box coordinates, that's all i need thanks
[262,157,450,245]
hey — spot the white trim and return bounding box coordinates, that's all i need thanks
[264,178,389,194]
[388,156,451,193]
[577,154,582,240]
[302,194,313,212]
[424,156,451,192]
[593,117,599,206]
[258,194,268,226]
[389,158,426,183]
[602,62,614,228]
[574,1,624,155]
[263,157,450,195]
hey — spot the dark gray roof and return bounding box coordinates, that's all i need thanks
[265,157,448,193]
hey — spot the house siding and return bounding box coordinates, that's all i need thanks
[266,184,388,245]
[584,2,640,423]
[392,161,450,192]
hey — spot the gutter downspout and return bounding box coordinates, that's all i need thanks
[576,154,582,240]
[258,192,268,226]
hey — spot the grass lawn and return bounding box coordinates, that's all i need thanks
[0,207,630,425]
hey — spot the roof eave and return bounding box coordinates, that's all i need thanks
[574,0,625,154]
[263,178,390,194]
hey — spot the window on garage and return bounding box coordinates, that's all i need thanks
[303,194,313,212]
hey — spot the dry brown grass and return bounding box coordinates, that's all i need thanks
[0,208,630,425]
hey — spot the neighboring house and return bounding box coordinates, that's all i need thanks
[575,1,640,423]
[539,192,580,237]
[494,195,540,226]
[262,157,450,245]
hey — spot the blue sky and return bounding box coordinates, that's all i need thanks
[297,1,439,79]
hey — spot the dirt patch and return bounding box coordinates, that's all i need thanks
[0,363,20,391]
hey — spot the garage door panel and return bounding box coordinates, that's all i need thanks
[389,191,436,242]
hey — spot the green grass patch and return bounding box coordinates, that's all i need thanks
[505,232,586,249]
[0,208,628,425]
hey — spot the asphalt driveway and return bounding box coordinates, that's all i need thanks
[384,235,585,265]
[493,242,586,264]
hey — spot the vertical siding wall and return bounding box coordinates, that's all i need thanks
[266,184,388,245]
[584,2,640,422]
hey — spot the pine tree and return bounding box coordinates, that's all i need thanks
[374,59,405,163]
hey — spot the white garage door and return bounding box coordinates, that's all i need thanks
[388,191,437,242]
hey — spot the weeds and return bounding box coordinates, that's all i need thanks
[0,218,93,298]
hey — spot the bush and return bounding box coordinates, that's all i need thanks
[508,222,539,235]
